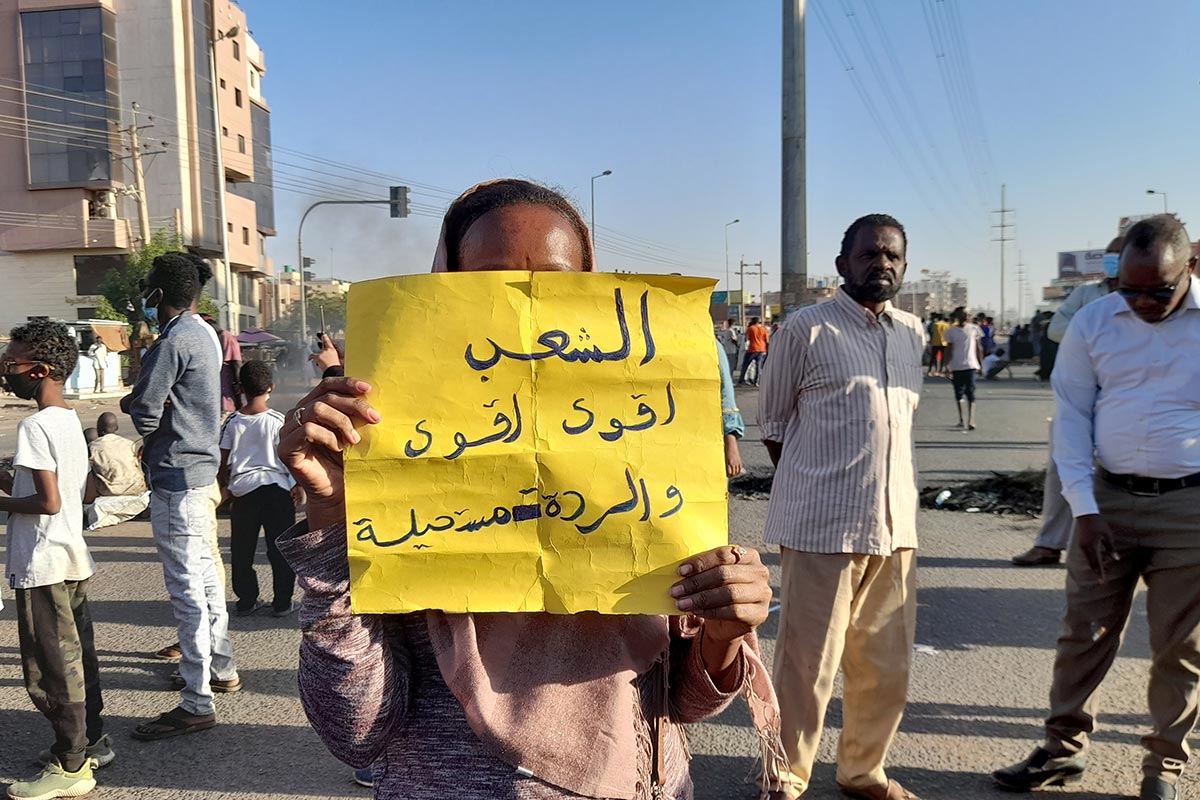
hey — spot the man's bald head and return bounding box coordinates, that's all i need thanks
[1119,215,1196,323]
[97,412,119,436]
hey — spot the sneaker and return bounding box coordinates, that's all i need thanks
[271,600,299,618]
[235,599,267,617]
[7,760,96,799]
[37,736,114,770]
[992,746,1086,791]
[352,769,374,789]
[152,643,181,662]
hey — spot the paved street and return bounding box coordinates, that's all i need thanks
[0,368,1192,799]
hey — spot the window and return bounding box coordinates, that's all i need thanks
[249,70,256,89]
[74,254,127,295]
[235,88,242,107]
[259,233,265,254]
[242,227,249,245]
[227,222,233,233]
[222,126,228,137]
[232,40,240,60]
[237,134,245,154]
[219,78,225,89]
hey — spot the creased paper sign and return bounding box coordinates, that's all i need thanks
[343,272,727,614]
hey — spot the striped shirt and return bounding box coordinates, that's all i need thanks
[758,287,925,555]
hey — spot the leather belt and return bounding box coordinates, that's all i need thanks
[1098,467,1200,497]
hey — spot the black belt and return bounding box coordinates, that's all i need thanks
[1098,467,1200,497]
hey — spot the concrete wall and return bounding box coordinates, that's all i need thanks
[0,250,100,334]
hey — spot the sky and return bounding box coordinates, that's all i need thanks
[246,0,1200,317]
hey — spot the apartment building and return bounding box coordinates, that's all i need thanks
[0,0,275,334]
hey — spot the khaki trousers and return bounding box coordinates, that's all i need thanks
[1044,481,1200,781]
[767,548,916,797]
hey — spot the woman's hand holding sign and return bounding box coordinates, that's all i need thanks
[279,376,380,531]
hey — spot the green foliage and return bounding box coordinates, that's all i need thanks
[99,228,184,325]
[274,290,347,336]
[91,296,129,323]
[197,294,220,319]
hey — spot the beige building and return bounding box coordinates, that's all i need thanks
[0,0,275,334]
[261,267,350,328]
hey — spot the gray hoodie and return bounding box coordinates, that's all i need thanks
[131,312,220,491]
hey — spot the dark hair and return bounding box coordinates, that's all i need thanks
[97,411,118,435]
[441,179,593,272]
[83,427,98,443]
[184,253,213,298]
[950,308,967,323]
[840,213,908,260]
[9,318,79,381]
[239,360,273,397]
[148,253,200,308]
[1123,215,1192,268]
[750,316,760,325]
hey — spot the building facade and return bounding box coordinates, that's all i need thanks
[0,0,275,334]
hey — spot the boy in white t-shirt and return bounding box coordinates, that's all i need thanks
[218,361,299,617]
[1,320,112,799]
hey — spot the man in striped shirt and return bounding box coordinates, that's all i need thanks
[760,214,926,800]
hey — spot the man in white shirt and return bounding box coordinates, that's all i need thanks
[993,216,1200,800]
[943,307,983,430]
[87,340,107,394]
[760,214,925,800]
[1013,236,1123,567]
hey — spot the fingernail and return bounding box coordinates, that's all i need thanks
[678,564,694,577]
[669,585,685,598]
[368,410,382,423]
[355,381,371,393]
[351,430,361,444]
[676,598,694,611]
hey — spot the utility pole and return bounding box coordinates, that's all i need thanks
[991,184,1014,329]
[737,258,765,326]
[781,0,807,315]
[126,104,152,245]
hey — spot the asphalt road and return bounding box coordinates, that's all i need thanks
[0,368,1190,800]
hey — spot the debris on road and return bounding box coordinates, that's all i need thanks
[729,470,774,499]
[920,470,1044,516]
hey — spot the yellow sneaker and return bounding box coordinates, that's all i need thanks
[7,761,95,800]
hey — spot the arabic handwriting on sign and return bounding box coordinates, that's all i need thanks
[561,382,676,442]
[463,288,656,371]
[404,420,433,458]
[573,471,685,534]
[444,394,524,460]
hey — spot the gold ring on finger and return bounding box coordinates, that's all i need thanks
[293,406,306,428]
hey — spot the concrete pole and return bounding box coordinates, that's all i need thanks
[127,105,151,245]
[781,0,806,315]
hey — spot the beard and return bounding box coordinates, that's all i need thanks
[843,272,902,304]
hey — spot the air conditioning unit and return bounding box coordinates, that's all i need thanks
[89,190,117,219]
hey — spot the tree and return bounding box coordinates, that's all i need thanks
[274,290,347,337]
[99,228,183,326]
[91,296,128,323]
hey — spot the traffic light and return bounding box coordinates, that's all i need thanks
[389,185,410,218]
[302,257,316,270]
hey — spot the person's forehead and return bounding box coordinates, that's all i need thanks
[853,225,903,249]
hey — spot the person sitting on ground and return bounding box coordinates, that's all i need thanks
[85,412,150,530]
[83,427,98,446]
[982,347,1013,380]
[218,361,299,618]
[276,179,781,798]
[0,319,112,799]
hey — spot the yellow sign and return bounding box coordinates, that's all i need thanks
[343,272,727,614]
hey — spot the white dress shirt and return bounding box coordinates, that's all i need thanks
[1047,280,1111,343]
[758,288,926,555]
[1053,280,1200,517]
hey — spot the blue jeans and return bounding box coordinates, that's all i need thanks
[150,484,237,715]
[740,351,766,384]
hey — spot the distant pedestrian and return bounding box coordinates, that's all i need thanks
[982,347,1012,380]
[979,315,995,355]
[1012,236,1124,567]
[993,216,1200,800]
[716,343,745,477]
[944,307,983,431]
[1,319,113,799]
[760,214,925,800]
[739,316,769,385]
[218,361,298,618]
[716,318,739,364]
[87,339,107,394]
[928,312,950,375]
[203,315,243,416]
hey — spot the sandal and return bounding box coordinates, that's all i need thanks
[839,779,922,800]
[131,706,217,741]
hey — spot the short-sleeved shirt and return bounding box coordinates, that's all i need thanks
[930,320,950,347]
[220,409,295,497]
[89,433,147,496]
[944,323,982,372]
[746,324,769,353]
[6,407,94,589]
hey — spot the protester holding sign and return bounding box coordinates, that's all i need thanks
[276,179,781,799]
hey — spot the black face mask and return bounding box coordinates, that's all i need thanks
[5,370,42,401]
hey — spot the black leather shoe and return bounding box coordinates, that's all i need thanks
[992,747,1086,791]
[1141,775,1179,800]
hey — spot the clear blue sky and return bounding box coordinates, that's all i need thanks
[248,0,1199,316]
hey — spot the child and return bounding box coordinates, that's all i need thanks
[218,361,298,617]
[1,319,112,799]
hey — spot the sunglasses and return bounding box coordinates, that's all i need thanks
[1117,286,1179,302]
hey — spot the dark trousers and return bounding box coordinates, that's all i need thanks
[230,484,297,612]
[740,351,766,384]
[16,579,104,773]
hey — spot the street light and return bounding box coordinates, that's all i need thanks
[208,24,239,330]
[1146,188,1169,213]
[724,219,740,307]
[590,169,612,253]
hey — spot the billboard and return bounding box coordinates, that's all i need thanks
[1057,249,1106,279]
[1118,214,1156,235]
